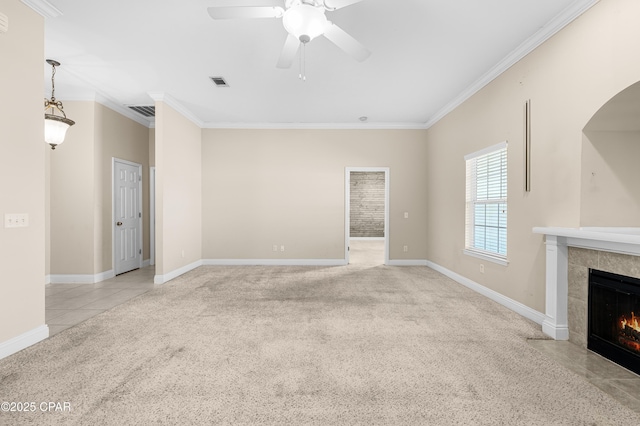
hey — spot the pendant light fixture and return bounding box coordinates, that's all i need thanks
[44,59,74,150]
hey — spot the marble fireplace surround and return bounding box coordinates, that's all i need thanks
[532,227,640,342]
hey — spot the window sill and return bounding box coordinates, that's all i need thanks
[463,249,509,266]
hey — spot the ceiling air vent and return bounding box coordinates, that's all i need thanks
[210,76,229,87]
[127,105,155,117]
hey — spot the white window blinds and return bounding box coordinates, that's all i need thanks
[465,142,507,260]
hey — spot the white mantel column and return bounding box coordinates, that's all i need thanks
[541,235,570,340]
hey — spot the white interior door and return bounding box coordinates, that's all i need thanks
[114,159,142,275]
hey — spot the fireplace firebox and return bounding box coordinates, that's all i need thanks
[588,269,640,376]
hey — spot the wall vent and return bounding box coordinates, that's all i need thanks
[127,105,155,117]
[0,12,8,34]
[210,76,229,87]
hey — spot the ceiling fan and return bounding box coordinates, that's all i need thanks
[207,0,371,69]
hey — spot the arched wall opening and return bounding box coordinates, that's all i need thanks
[580,80,640,227]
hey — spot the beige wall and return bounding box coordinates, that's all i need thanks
[201,129,428,261]
[580,131,640,226]
[149,127,155,167]
[49,101,96,275]
[155,102,201,276]
[425,0,640,312]
[0,0,46,341]
[49,101,150,276]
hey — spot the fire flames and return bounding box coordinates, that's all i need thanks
[618,312,640,352]
[620,312,640,332]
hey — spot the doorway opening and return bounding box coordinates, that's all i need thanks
[345,167,389,265]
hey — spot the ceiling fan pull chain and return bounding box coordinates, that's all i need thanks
[299,41,307,81]
[299,42,303,80]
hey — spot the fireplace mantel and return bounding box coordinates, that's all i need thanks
[532,227,640,340]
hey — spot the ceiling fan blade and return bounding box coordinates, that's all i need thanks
[277,34,300,69]
[207,6,284,20]
[322,0,365,11]
[323,22,371,62]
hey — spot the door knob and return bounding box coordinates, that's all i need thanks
[116,221,123,226]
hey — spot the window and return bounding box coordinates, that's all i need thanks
[464,142,508,265]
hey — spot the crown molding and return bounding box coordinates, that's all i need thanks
[56,93,153,128]
[201,122,429,130]
[95,94,153,128]
[21,0,62,18]
[55,67,152,127]
[148,92,204,128]
[424,0,599,129]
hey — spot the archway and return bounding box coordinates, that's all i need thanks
[580,80,640,226]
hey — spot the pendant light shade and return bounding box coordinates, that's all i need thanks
[44,114,74,148]
[44,59,75,150]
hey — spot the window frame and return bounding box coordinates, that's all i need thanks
[464,141,509,266]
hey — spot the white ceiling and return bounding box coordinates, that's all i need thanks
[35,0,597,128]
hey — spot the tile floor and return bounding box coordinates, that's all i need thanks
[45,266,156,336]
[45,260,639,414]
[528,339,640,414]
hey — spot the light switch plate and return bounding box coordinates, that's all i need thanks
[4,213,29,228]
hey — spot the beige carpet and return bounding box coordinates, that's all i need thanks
[1,251,639,424]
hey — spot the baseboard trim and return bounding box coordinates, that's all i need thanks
[542,319,570,340]
[96,269,116,282]
[202,259,348,266]
[387,259,428,266]
[142,259,151,268]
[425,260,545,325]
[154,260,203,284]
[0,325,49,360]
[49,269,115,284]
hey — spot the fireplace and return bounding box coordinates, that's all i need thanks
[588,269,640,375]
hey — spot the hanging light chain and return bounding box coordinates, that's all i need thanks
[44,61,68,118]
[50,62,57,101]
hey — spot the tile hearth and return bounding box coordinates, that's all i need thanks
[528,339,640,415]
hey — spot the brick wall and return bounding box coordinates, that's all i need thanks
[350,172,384,237]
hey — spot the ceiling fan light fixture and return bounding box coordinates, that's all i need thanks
[283,4,328,42]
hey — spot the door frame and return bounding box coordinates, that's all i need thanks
[345,167,390,265]
[149,166,156,266]
[112,157,143,274]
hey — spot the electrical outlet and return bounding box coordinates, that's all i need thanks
[4,213,29,228]
[181,249,185,258]
[280,245,285,252]
[403,245,408,252]
[404,212,409,219]
[480,264,485,273]
[272,245,278,252]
